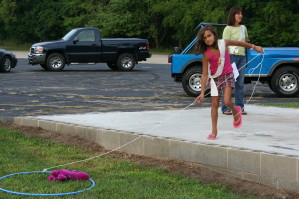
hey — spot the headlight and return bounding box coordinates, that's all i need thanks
[34,46,44,54]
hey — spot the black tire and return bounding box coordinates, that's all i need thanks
[270,66,299,97]
[182,66,202,97]
[0,56,12,73]
[116,53,135,71]
[107,62,118,71]
[40,64,49,71]
[46,53,65,71]
[268,81,274,92]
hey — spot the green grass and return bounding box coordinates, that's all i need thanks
[262,102,299,108]
[0,127,259,199]
[0,40,31,51]
[150,48,174,55]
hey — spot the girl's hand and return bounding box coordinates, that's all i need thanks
[253,45,264,54]
[195,93,205,103]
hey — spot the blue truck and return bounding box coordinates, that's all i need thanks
[169,23,299,97]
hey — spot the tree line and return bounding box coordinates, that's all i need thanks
[0,0,298,49]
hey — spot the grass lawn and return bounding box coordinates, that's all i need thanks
[0,127,259,199]
[0,41,32,51]
[262,102,299,108]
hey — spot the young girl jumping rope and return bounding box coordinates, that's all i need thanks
[194,26,263,140]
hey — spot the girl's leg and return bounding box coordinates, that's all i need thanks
[222,87,241,126]
[211,96,220,136]
[221,54,238,113]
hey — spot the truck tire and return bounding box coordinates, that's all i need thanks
[117,53,135,71]
[46,53,65,71]
[40,64,49,71]
[182,66,202,97]
[0,56,11,72]
[107,62,118,71]
[268,81,274,92]
[270,66,299,97]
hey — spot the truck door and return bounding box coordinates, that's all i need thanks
[66,29,99,63]
[245,50,262,75]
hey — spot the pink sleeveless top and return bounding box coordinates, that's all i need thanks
[206,48,233,75]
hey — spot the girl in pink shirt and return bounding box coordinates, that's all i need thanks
[194,26,263,140]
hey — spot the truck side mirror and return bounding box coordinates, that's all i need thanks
[73,37,79,44]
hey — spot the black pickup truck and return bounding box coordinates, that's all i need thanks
[28,27,151,71]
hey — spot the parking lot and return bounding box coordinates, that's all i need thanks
[1,56,298,121]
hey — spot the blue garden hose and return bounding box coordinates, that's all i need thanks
[0,171,95,196]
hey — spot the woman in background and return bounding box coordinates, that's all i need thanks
[222,6,249,115]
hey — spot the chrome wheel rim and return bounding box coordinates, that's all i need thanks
[121,57,132,69]
[189,73,202,92]
[279,73,298,92]
[50,57,62,69]
[4,58,11,71]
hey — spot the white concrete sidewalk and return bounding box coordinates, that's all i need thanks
[26,105,299,157]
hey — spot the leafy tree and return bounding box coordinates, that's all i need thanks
[96,0,151,38]
[248,0,299,47]
[151,0,193,48]
[0,0,298,48]
[30,0,65,41]
[61,0,107,31]
[0,0,65,42]
[0,0,17,41]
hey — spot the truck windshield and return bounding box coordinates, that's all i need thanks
[62,29,77,41]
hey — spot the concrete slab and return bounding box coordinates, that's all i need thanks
[25,105,299,157]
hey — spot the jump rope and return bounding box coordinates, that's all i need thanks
[0,52,264,196]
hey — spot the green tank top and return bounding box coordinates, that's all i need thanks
[222,25,248,56]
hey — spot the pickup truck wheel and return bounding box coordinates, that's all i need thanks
[117,53,135,71]
[182,67,202,97]
[40,64,49,71]
[268,81,274,92]
[0,56,12,72]
[270,66,299,97]
[107,62,118,71]
[46,53,65,71]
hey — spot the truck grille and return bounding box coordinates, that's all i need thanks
[30,48,35,53]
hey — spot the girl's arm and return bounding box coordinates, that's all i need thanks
[225,40,264,53]
[195,53,209,103]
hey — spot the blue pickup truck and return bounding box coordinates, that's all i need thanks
[169,23,299,97]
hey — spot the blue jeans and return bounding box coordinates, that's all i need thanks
[222,55,246,112]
